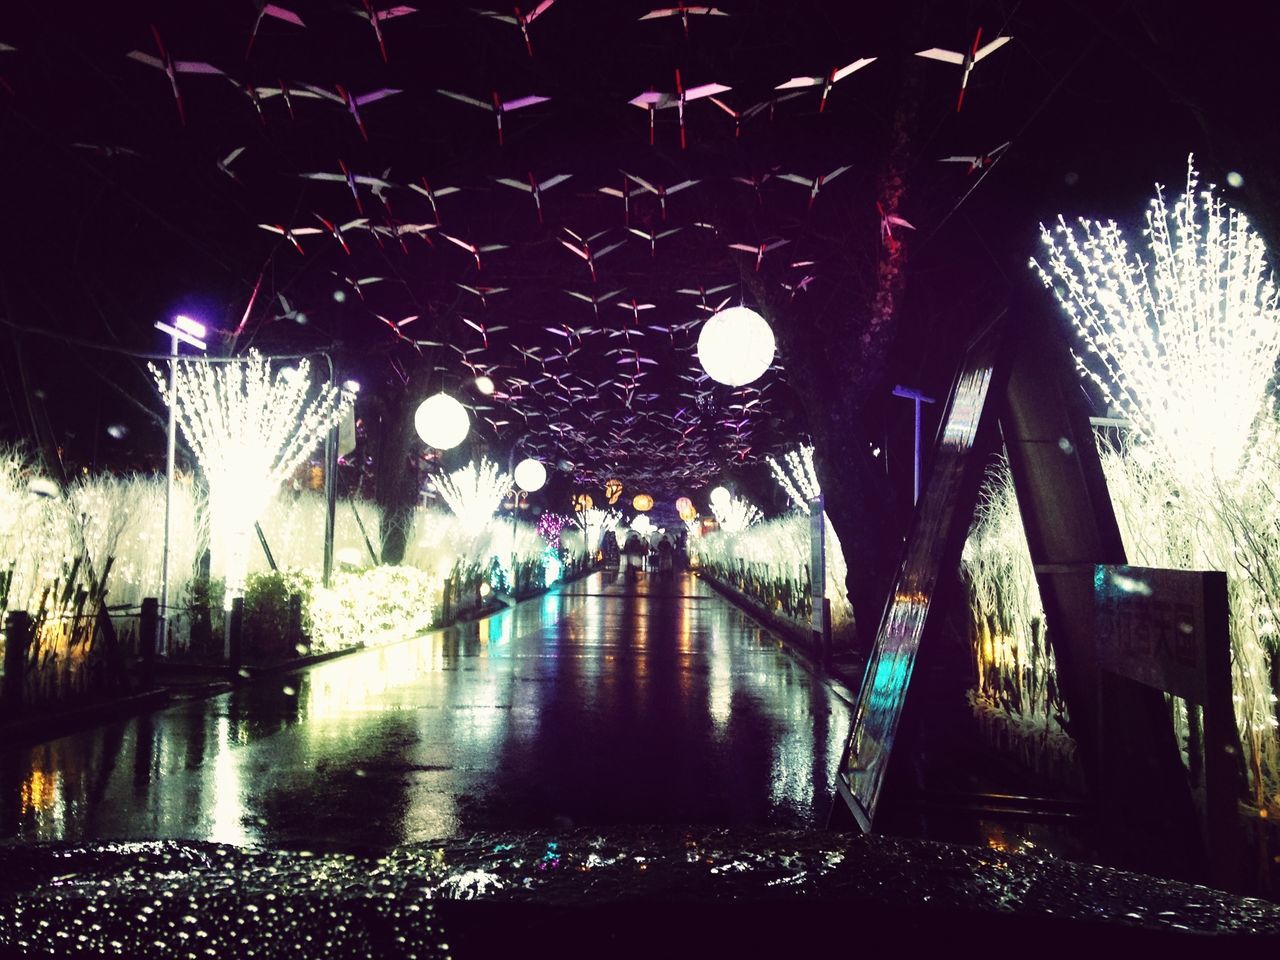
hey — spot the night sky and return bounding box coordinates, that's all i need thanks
[0,0,1272,498]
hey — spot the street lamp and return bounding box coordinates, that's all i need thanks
[154,314,207,656]
[891,384,935,505]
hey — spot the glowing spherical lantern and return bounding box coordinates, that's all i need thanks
[709,486,731,510]
[573,493,594,512]
[474,375,495,396]
[604,478,623,504]
[514,457,547,493]
[632,493,654,512]
[676,496,696,521]
[414,393,470,450]
[696,305,775,387]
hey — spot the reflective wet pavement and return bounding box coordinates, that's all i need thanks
[0,569,851,851]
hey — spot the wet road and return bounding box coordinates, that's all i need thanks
[0,569,850,851]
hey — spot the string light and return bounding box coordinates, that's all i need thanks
[432,458,512,537]
[152,350,353,608]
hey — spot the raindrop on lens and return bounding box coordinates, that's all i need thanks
[107,424,128,440]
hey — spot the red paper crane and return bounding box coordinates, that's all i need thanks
[728,237,791,272]
[774,57,876,112]
[436,88,550,146]
[776,163,852,210]
[638,3,728,38]
[559,227,625,282]
[355,1,417,63]
[475,1,557,56]
[494,172,573,223]
[877,202,916,252]
[628,69,730,148]
[937,140,1010,173]
[915,28,1012,111]
[126,25,223,126]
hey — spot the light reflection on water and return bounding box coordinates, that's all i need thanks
[1,571,851,847]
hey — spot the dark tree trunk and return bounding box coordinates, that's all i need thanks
[374,368,426,565]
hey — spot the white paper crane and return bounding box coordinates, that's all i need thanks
[774,57,876,112]
[494,172,573,223]
[437,88,550,146]
[777,163,853,209]
[126,25,223,126]
[474,1,556,56]
[915,28,1011,111]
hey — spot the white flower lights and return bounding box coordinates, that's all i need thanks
[152,351,353,607]
[433,458,512,537]
[1031,157,1280,489]
[697,306,776,387]
[766,444,821,510]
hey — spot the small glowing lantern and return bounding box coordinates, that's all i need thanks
[514,457,548,493]
[573,493,594,512]
[675,496,696,521]
[632,493,654,512]
[604,478,623,504]
[414,393,470,450]
[696,305,775,387]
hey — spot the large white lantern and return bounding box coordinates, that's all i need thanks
[709,486,731,510]
[513,457,548,492]
[414,393,470,450]
[697,305,775,386]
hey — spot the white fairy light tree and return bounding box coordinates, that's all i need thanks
[571,507,620,553]
[433,458,512,537]
[153,351,354,608]
[1031,156,1280,490]
[712,494,762,533]
[766,444,821,510]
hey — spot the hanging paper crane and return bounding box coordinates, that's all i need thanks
[915,28,1012,111]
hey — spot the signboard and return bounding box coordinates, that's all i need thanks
[810,496,825,640]
[1093,565,1215,705]
[838,319,1005,831]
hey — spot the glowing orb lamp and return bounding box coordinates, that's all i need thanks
[632,493,654,512]
[676,496,696,521]
[604,478,623,504]
[573,493,594,512]
[414,393,469,450]
[514,457,548,493]
[474,375,495,396]
[696,305,775,387]
[709,486,731,510]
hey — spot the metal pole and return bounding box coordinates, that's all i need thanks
[913,395,922,505]
[159,331,178,656]
[892,385,935,506]
[322,354,337,588]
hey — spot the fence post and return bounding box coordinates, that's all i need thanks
[287,593,305,656]
[2,611,32,717]
[228,597,244,677]
[442,576,453,624]
[140,597,159,689]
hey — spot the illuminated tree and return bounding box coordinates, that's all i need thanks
[1032,157,1280,489]
[433,458,512,537]
[570,507,619,553]
[712,494,761,533]
[767,444,822,510]
[154,351,353,607]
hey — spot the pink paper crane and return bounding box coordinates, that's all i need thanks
[408,178,461,224]
[246,3,304,59]
[494,172,572,223]
[474,1,557,56]
[877,202,915,252]
[300,83,401,141]
[628,69,730,148]
[257,222,321,254]
[126,25,223,126]
[440,232,508,270]
[564,288,623,319]
[937,140,1010,173]
[355,1,417,63]
[776,163,852,209]
[915,28,1012,111]
[457,283,510,309]
[706,92,802,136]
[774,56,876,112]
[436,88,550,146]
[638,3,728,38]
[728,237,791,272]
[559,227,625,282]
[621,172,699,220]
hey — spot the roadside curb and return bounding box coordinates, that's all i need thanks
[694,571,861,707]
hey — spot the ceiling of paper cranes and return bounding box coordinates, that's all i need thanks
[1,1,1026,492]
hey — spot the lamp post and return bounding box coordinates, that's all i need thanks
[892,384,935,505]
[154,314,207,656]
